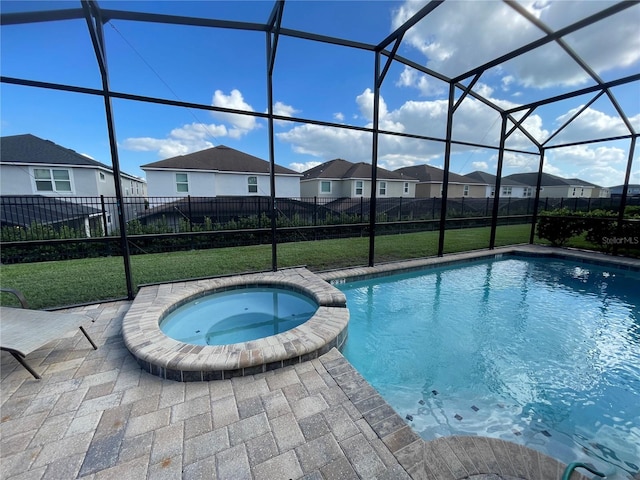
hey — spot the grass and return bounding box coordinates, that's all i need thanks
[1,224,535,309]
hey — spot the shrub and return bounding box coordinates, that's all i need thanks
[582,210,618,251]
[536,208,585,246]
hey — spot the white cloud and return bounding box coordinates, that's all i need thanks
[396,66,446,97]
[501,75,515,91]
[472,161,489,170]
[277,123,372,160]
[545,145,628,187]
[289,161,322,173]
[273,101,298,118]
[334,112,345,122]
[277,87,546,168]
[211,89,259,137]
[122,135,215,158]
[122,89,262,158]
[551,107,638,145]
[393,1,640,88]
[169,123,228,141]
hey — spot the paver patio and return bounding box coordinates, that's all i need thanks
[1,266,590,479]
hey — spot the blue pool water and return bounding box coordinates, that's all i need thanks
[339,257,640,478]
[160,287,318,345]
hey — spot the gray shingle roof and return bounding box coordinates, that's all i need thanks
[0,134,143,181]
[503,172,600,188]
[464,171,496,184]
[1,134,111,169]
[464,170,529,186]
[395,164,483,184]
[302,159,412,181]
[141,145,300,175]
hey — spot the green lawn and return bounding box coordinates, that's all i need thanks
[1,224,535,309]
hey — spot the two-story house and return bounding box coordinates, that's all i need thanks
[301,159,417,199]
[464,171,532,198]
[0,134,147,235]
[503,172,609,198]
[140,145,301,200]
[395,164,486,198]
[0,134,147,197]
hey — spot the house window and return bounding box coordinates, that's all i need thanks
[490,187,495,197]
[571,187,577,197]
[379,181,387,196]
[176,173,189,193]
[320,181,331,194]
[355,180,363,196]
[463,185,469,197]
[248,176,258,193]
[99,171,106,182]
[403,182,409,194]
[502,186,512,196]
[34,168,72,193]
[523,187,532,197]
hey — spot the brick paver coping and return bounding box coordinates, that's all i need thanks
[122,267,349,382]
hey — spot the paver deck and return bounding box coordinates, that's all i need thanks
[1,297,587,479]
[2,246,622,479]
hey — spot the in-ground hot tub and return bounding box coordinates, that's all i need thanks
[123,268,349,381]
[160,287,319,346]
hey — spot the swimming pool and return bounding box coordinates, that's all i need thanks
[339,256,640,478]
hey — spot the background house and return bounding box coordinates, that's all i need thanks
[395,164,485,198]
[0,134,147,234]
[301,159,417,199]
[609,184,640,198]
[141,145,301,200]
[503,172,609,198]
[464,171,532,198]
[0,134,147,198]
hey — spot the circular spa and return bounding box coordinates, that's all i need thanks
[160,287,319,346]
[122,268,349,382]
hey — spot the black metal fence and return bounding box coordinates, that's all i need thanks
[3,194,635,240]
[1,194,638,264]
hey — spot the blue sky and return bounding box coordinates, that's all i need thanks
[1,0,639,188]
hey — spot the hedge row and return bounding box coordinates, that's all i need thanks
[536,207,640,254]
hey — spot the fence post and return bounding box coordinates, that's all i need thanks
[100,195,108,236]
[398,196,403,221]
[314,197,318,226]
[507,197,511,216]
[460,196,464,217]
[187,195,193,232]
[360,197,364,222]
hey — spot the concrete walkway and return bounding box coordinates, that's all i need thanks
[1,299,582,479]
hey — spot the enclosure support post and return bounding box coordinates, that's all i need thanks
[616,136,636,235]
[437,83,456,256]
[368,52,382,267]
[489,114,508,249]
[529,147,545,244]
[81,0,134,299]
[266,1,284,272]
